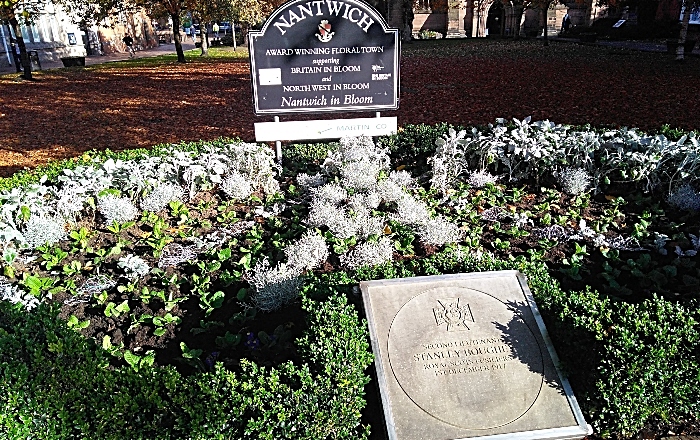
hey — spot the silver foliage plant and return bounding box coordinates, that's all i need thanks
[0,276,40,310]
[66,275,118,306]
[140,183,185,212]
[220,171,254,200]
[467,170,499,188]
[0,141,281,254]
[284,230,329,271]
[296,172,327,189]
[323,135,390,177]
[429,128,468,194]
[98,195,139,224]
[339,237,394,270]
[22,215,67,249]
[117,254,151,279]
[533,220,643,251]
[158,243,199,269]
[416,217,464,247]
[667,184,700,211]
[306,135,463,270]
[246,258,303,312]
[557,167,592,196]
[426,117,700,196]
[245,230,328,312]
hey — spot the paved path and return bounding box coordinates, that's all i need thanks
[0,40,198,75]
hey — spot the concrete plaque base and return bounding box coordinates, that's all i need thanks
[360,271,591,440]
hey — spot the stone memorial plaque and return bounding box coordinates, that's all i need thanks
[361,271,591,440]
[248,0,399,115]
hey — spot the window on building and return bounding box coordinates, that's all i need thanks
[50,18,60,42]
[39,15,52,42]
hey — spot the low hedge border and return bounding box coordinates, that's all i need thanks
[1,247,698,438]
[0,291,373,439]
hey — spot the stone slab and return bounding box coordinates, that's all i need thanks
[360,271,591,440]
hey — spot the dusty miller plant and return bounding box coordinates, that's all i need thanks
[429,128,468,195]
[220,171,254,200]
[416,216,464,246]
[557,167,592,195]
[117,254,151,279]
[667,184,700,211]
[284,230,329,271]
[467,170,499,188]
[339,237,394,270]
[246,258,303,312]
[0,276,39,310]
[22,215,67,249]
[140,183,185,212]
[296,172,327,189]
[97,195,139,224]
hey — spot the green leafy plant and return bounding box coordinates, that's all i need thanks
[40,245,69,270]
[69,227,93,251]
[123,349,155,372]
[104,300,130,318]
[66,314,90,330]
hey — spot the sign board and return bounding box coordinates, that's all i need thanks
[361,271,591,440]
[254,116,397,141]
[249,0,400,115]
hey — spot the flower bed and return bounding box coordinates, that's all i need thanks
[1,119,699,439]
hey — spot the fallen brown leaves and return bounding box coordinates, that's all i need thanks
[1,40,699,177]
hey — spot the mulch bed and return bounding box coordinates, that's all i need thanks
[1,39,699,178]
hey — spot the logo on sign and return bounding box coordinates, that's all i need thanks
[316,20,334,42]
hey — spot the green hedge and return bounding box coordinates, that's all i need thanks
[0,292,373,439]
[1,250,698,438]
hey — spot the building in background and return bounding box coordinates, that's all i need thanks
[1,4,157,70]
[382,0,696,39]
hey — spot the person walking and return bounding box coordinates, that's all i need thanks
[10,37,21,73]
[189,25,196,43]
[212,22,219,38]
[561,13,571,33]
[122,34,134,57]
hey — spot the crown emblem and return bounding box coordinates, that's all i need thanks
[316,20,334,42]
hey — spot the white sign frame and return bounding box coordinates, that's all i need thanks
[255,116,397,142]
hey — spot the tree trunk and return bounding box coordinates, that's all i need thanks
[512,4,524,40]
[402,0,414,41]
[170,12,186,63]
[241,25,249,45]
[9,17,32,80]
[676,2,691,61]
[200,26,209,56]
[541,5,549,46]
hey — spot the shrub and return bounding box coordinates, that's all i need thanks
[0,302,178,439]
[0,292,373,439]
